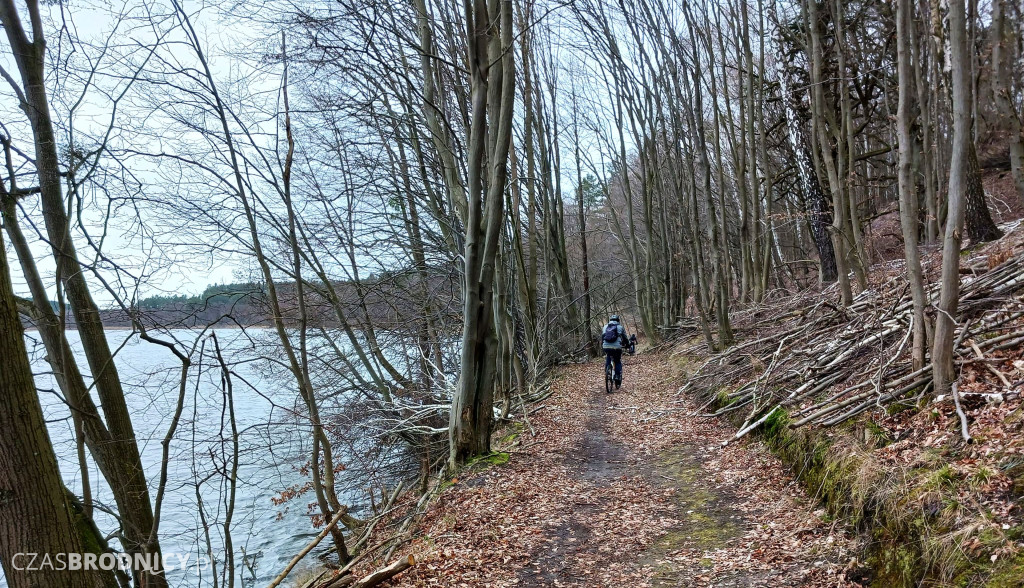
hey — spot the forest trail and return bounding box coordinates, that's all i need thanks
[388,351,864,587]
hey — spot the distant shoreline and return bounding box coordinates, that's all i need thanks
[23,324,271,332]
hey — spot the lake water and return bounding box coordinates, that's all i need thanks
[3,328,369,588]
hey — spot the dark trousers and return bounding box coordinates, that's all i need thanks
[604,348,622,380]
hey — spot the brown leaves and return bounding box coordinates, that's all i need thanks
[348,353,866,587]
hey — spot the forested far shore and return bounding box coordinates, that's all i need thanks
[19,275,467,331]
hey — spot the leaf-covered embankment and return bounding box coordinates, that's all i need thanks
[672,225,1024,586]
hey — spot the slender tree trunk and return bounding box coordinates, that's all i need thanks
[572,88,595,356]
[756,0,775,297]
[450,0,516,465]
[280,40,351,562]
[832,0,868,289]
[964,142,1003,243]
[933,0,972,396]
[897,0,930,370]
[518,0,538,328]
[509,146,539,374]
[807,0,853,305]
[679,17,732,346]
[702,8,736,299]
[741,0,763,302]
[930,0,1002,245]
[775,52,837,283]
[911,13,940,242]
[990,0,1024,203]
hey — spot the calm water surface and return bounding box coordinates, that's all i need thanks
[3,328,350,588]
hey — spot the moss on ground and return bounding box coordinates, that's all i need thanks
[703,394,1021,588]
[459,451,510,470]
[482,451,510,466]
[760,407,790,446]
[439,451,511,493]
[498,422,525,446]
[667,353,696,381]
[715,388,736,407]
[985,552,1024,587]
[643,449,742,586]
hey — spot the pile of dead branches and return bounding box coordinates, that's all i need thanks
[675,250,1024,439]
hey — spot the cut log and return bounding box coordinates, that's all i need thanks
[353,555,415,587]
[325,555,416,588]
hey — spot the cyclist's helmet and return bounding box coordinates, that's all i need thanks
[610,315,620,322]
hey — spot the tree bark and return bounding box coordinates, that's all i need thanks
[775,48,837,283]
[0,230,110,588]
[679,17,733,346]
[897,0,930,370]
[572,88,595,356]
[964,142,1003,243]
[0,3,166,584]
[933,0,971,396]
[990,0,1024,203]
[806,0,854,305]
[910,13,940,242]
[450,0,516,466]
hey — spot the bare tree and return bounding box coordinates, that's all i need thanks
[990,0,1024,202]
[896,0,929,370]
[0,175,116,588]
[448,0,517,464]
[0,2,167,584]
[933,0,972,396]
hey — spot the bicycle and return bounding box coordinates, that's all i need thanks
[605,360,615,394]
[604,350,622,393]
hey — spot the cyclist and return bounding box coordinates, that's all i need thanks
[600,315,629,389]
[628,334,637,355]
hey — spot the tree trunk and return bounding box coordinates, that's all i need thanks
[990,0,1024,203]
[775,49,837,283]
[897,0,930,370]
[963,142,1003,243]
[517,0,538,341]
[679,24,732,347]
[450,0,516,466]
[933,0,971,396]
[833,0,868,289]
[806,0,854,305]
[0,231,111,588]
[911,13,940,242]
[0,4,166,584]
[572,89,595,357]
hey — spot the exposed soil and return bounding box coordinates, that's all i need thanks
[371,352,865,587]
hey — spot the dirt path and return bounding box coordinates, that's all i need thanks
[386,352,862,587]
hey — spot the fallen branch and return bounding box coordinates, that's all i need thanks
[970,341,1014,388]
[729,404,783,443]
[676,255,1024,431]
[324,555,417,588]
[267,508,347,588]
[352,481,405,552]
[951,383,972,443]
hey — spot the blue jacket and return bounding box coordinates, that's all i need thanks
[601,322,627,350]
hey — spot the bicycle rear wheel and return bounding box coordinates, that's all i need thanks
[605,363,614,394]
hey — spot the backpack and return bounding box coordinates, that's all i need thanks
[602,323,619,343]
